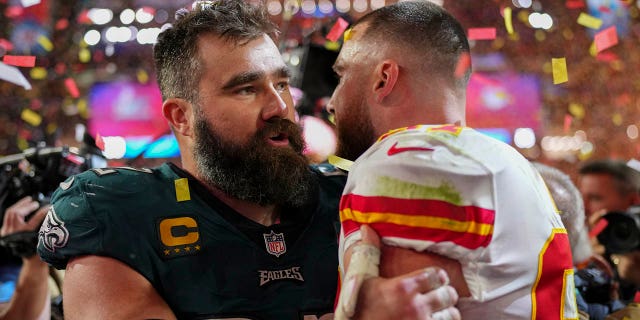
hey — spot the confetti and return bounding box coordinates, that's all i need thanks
[564,114,572,133]
[0,39,14,52]
[594,26,618,53]
[503,7,514,35]
[454,52,471,78]
[37,35,53,51]
[552,58,568,84]
[21,109,42,126]
[565,0,585,9]
[0,62,32,89]
[577,12,603,30]
[467,28,496,40]
[65,78,80,98]
[588,219,608,239]
[95,133,105,151]
[30,67,47,80]
[569,103,585,119]
[326,17,349,42]
[2,55,36,67]
[343,28,353,41]
[79,48,91,63]
[175,178,191,202]
[598,5,611,13]
[328,155,353,172]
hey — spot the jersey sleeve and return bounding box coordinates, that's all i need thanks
[37,174,103,270]
[338,128,498,268]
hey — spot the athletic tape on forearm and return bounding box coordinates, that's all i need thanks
[334,243,380,320]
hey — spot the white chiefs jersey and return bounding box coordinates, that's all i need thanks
[338,125,578,319]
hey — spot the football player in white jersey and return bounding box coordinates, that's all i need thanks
[328,2,577,319]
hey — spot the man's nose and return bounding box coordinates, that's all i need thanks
[262,86,289,120]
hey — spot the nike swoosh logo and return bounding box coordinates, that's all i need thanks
[387,142,434,156]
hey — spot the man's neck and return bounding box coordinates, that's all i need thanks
[205,183,280,226]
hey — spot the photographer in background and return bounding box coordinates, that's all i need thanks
[578,159,640,305]
[0,196,50,320]
[534,162,625,319]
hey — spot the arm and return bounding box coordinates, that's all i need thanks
[63,255,176,320]
[0,256,50,320]
[0,197,50,320]
[340,226,462,320]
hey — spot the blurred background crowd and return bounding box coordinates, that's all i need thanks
[0,0,639,173]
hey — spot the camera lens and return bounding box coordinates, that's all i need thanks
[597,212,640,254]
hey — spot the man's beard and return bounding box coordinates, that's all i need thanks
[335,99,377,161]
[193,115,313,207]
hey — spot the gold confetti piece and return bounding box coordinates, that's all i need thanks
[137,69,149,84]
[175,178,191,202]
[79,48,91,63]
[21,108,42,126]
[324,41,340,52]
[30,67,47,80]
[37,35,53,52]
[328,155,353,172]
[46,123,57,134]
[569,103,585,119]
[344,28,353,41]
[589,41,597,56]
[577,12,603,29]
[612,113,623,126]
[504,7,514,34]
[77,99,89,119]
[552,57,568,84]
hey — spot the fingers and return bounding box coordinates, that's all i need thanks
[414,285,458,313]
[399,267,450,294]
[431,306,461,320]
[26,205,49,230]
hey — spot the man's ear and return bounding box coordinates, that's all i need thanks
[162,98,193,137]
[373,60,399,104]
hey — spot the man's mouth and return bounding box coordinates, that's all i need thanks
[267,132,290,146]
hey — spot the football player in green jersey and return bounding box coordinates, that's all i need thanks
[37,1,458,319]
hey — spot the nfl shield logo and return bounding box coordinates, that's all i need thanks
[263,230,286,257]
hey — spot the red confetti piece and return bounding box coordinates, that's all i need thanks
[454,52,471,78]
[598,5,611,13]
[594,26,618,53]
[55,18,69,30]
[0,38,14,52]
[565,0,585,9]
[95,133,105,151]
[326,17,349,42]
[64,77,80,98]
[564,114,572,133]
[76,9,91,24]
[589,218,608,239]
[467,28,496,40]
[596,51,618,62]
[2,55,36,67]
[635,291,640,303]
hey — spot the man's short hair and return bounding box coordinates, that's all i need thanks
[353,1,471,88]
[153,0,278,103]
[579,159,640,196]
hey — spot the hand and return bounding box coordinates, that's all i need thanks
[351,226,460,320]
[1,196,49,237]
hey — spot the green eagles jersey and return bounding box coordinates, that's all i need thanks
[37,162,346,319]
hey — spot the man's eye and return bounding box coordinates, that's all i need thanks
[276,82,289,92]
[237,87,256,95]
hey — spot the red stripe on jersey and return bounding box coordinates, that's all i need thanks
[342,219,493,250]
[341,194,495,225]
